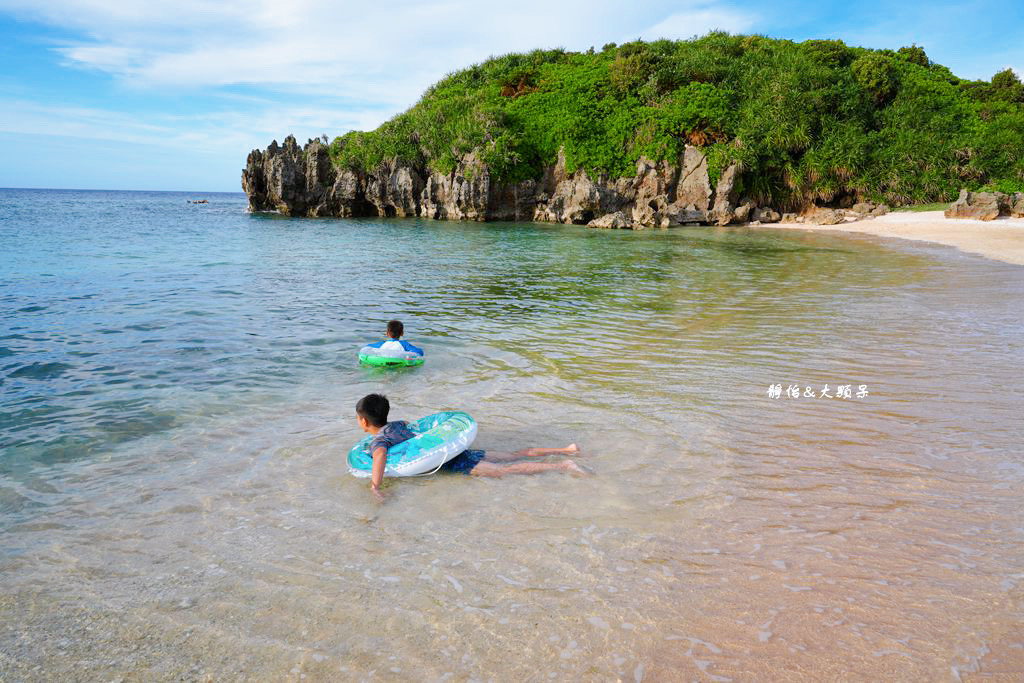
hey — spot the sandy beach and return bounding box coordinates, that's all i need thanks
[758,210,1024,266]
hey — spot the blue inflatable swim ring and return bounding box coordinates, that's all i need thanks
[347,411,477,477]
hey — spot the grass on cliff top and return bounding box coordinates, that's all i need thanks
[328,33,1024,210]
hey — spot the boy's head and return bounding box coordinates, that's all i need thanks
[386,320,403,339]
[356,393,389,431]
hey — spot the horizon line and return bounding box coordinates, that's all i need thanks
[0,186,246,194]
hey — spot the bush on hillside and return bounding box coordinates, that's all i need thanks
[801,39,854,68]
[851,52,899,104]
[897,45,929,67]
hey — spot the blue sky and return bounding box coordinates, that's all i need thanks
[0,0,1021,192]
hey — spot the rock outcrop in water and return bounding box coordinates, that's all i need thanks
[243,136,774,229]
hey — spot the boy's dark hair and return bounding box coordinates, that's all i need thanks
[356,394,389,428]
[386,320,403,338]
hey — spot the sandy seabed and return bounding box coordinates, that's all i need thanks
[757,210,1024,266]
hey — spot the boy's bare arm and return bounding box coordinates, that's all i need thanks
[370,447,387,498]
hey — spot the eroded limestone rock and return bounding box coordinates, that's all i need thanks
[945,190,1007,221]
[631,158,678,227]
[242,136,318,215]
[674,146,713,212]
[587,211,633,229]
[708,164,741,225]
[363,161,424,217]
[751,207,781,223]
[421,154,491,221]
[806,207,844,225]
[329,169,371,217]
[1008,193,1024,218]
[732,199,756,224]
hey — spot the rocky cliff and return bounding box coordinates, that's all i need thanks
[242,135,780,228]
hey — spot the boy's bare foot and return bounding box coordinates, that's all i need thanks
[565,443,580,455]
[564,460,590,476]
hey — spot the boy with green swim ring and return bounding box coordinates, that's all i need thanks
[365,320,423,356]
[355,394,585,501]
[359,320,424,367]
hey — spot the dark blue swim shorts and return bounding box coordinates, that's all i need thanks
[441,449,486,475]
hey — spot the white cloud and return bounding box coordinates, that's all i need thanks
[57,45,144,71]
[0,98,390,154]
[4,0,758,109]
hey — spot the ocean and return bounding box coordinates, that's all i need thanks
[1,188,1022,680]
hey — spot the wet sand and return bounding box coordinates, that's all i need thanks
[759,211,1024,266]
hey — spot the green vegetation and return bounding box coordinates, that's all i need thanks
[329,33,1024,209]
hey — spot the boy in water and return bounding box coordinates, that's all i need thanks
[355,393,584,500]
[363,320,423,357]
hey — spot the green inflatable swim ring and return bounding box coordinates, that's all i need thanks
[358,351,424,367]
[358,341,425,367]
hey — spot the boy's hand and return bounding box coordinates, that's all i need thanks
[371,485,388,503]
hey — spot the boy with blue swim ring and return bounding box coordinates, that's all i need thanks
[355,394,584,501]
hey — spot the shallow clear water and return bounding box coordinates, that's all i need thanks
[1,188,1022,680]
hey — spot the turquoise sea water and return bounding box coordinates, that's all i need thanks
[2,188,1023,679]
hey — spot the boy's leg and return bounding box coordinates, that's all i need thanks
[484,444,580,462]
[514,443,580,457]
[470,460,584,477]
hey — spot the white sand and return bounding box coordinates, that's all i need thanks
[757,210,1024,266]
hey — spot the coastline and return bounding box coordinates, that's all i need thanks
[753,210,1024,266]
